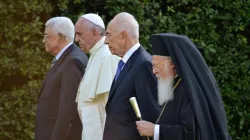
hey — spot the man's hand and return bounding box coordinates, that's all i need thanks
[136,120,155,137]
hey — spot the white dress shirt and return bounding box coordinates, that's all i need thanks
[55,42,73,60]
[121,42,140,69]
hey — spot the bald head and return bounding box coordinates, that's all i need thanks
[110,12,139,41]
[105,12,140,57]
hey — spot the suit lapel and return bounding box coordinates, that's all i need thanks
[106,47,142,106]
[109,60,132,96]
[38,44,75,98]
[110,77,116,90]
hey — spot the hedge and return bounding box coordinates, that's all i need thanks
[0,0,249,139]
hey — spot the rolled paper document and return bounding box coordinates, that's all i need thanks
[129,97,142,119]
[130,97,150,140]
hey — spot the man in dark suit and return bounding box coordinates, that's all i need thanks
[35,17,88,140]
[103,12,160,140]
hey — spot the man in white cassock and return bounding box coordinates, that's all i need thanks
[75,13,120,140]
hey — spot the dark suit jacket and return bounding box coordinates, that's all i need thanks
[35,44,88,140]
[103,46,160,140]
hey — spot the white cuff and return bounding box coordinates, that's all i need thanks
[154,124,160,140]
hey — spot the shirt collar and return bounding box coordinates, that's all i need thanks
[89,36,106,56]
[55,42,73,60]
[122,42,140,63]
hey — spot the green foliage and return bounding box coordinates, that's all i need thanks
[0,81,40,139]
[0,0,52,139]
[0,0,249,139]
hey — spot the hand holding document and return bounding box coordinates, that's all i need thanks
[130,97,150,140]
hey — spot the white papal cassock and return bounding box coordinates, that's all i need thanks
[76,36,120,140]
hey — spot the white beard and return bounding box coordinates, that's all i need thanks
[157,76,174,106]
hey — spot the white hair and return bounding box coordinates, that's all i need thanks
[45,17,75,42]
[113,12,139,40]
[158,76,174,106]
[157,62,175,106]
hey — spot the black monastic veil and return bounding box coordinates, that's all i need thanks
[151,33,231,140]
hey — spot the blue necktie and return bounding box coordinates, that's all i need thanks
[115,60,125,81]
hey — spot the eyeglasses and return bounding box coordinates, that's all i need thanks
[43,34,58,41]
[153,56,171,68]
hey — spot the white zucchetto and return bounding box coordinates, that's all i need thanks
[81,13,105,29]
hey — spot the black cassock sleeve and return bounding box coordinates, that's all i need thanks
[159,98,199,140]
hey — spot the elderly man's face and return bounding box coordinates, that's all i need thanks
[152,55,175,79]
[153,55,176,105]
[43,27,60,56]
[75,19,95,53]
[105,22,125,57]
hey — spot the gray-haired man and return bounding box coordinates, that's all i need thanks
[35,17,88,140]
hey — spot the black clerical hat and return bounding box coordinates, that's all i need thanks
[151,34,170,56]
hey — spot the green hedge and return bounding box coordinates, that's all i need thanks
[0,0,52,139]
[0,0,249,139]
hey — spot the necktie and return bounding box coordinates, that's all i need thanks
[51,57,57,67]
[115,60,125,81]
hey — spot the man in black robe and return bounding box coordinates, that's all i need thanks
[136,33,231,140]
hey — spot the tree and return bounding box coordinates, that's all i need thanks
[0,0,52,139]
